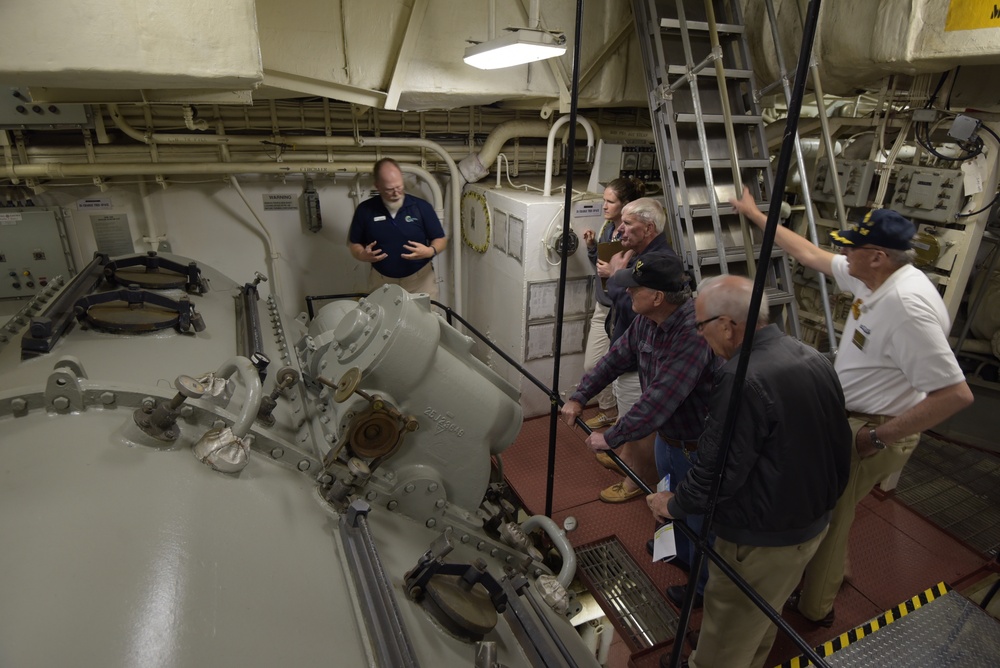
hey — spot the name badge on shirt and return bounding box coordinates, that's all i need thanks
[374,215,387,221]
[852,328,867,351]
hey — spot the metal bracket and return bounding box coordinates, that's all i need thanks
[45,362,85,412]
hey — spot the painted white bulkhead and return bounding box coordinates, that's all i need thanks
[461,181,606,417]
[25,175,444,317]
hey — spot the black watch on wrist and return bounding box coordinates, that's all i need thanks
[869,427,887,450]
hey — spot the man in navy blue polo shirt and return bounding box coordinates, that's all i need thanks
[348,158,448,299]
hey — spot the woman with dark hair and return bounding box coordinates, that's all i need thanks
[581,177,645,427]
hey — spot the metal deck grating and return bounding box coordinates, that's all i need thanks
[780,585,1000,668]
[823,589,1000,667]
[896,436,1000,556]
[575,538,678,652]
[895,476,953,505]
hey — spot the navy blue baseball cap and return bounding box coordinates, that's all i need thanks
[612,253,686,292]
[829,209,916,251]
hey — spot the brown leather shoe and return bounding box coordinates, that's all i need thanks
[600,481,644,503]
[785,590,835,627]
[596,451,623,473]
[585,412,619,429]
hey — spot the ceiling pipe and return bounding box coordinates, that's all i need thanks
[458,119,554,182]
[107,104,462,308]
[543,115,593,197]
[458,117,603,184]
[0,160,450,310]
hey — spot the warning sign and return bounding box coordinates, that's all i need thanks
[945,0,1000,31]
[263,193,297,211]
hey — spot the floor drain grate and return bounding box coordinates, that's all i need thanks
[897,436,1000,556]
[575,537,678,652]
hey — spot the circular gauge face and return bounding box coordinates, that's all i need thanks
[461,190,491,253]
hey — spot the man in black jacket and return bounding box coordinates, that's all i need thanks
[647,275,851,668]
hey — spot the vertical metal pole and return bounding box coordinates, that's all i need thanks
[666,0,828,666]
[763,0,838,351]
[545,0,585,518]
[794,0,849,232]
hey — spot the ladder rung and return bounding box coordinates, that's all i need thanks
[685,204,736,218]
[685,204,774,218]
[675,113,763,125]
[693,245,788,266]
[680,159,770,169]
[667,65,752,79]
[763,288,796,305]
[660,18,745,35]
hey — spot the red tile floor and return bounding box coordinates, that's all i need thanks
[502,409,996,668]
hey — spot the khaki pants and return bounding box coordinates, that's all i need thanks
[691,528,827,668]
[369,262,438,301]
[798,417,920,620]
[583,302,616,411]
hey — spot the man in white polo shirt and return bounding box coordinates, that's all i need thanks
[731,188,974,626]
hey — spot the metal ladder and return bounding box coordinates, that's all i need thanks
[632,0,800,337]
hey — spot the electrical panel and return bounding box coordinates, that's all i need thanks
[593,141,660,183]
[0,87,91,129]
[810,157,876,208]
[890,166,965,224]
[0,208,75,300]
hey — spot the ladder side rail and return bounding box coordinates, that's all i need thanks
[635,0,693,262]
[705,0,756,276]
[675,0,730,274]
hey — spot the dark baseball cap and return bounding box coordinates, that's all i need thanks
[829,209,916,251]
[612,253,686,292]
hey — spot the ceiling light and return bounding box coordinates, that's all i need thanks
[464,28,567,70]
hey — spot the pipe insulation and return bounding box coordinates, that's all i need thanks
[108,105,463,308]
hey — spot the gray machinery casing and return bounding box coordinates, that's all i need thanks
[0,253,596,667]
[299,285,522,515]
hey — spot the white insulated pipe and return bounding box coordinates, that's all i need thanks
[543,115,594,197]
[458,117,605,184]
[458,119,555,182]
[107,105,463,308]
[137,177,162,253]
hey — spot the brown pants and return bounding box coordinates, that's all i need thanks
[691,528,827,668]
[798,416,920,620]
[369,262,438,301]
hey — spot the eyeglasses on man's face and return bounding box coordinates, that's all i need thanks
[694,315,723,332]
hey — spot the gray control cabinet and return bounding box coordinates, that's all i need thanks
[0,208,74,300]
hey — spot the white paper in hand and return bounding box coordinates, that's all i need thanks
[657,473,670,493]
[653,522,677,563]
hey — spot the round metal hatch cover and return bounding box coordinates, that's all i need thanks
[84,302,180,333]
[422,574,498,640]
[112,267,188,290]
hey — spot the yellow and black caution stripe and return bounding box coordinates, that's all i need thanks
[776,582,951,668]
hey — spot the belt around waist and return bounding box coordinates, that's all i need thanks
[846,410,892,425]
[662,436,698,452]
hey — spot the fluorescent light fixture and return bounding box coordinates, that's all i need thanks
[464,28,566,70]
